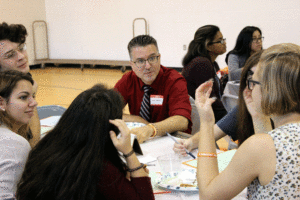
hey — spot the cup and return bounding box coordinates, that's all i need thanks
[157,153,182,174]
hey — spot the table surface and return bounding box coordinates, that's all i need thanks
[138,134,247,200]
[40,118,246,200]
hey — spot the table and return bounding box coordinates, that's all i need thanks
[40,118,246,199]
[137,134,247,200]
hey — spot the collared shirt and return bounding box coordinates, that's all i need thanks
[115,65,192,133]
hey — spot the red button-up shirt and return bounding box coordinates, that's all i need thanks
[115,65,192,133]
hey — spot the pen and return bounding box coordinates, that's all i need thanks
[166,133,196,159]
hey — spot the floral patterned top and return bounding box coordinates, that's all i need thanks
[247,123,300,199]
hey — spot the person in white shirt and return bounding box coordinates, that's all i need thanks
[0,71,37,199]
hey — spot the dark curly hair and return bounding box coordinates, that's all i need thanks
[0,22,27,43]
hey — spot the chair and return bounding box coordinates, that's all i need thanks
[37,105,67,120]
[189,96,220,149]
[189,96,200,135]
[221,81,240,112]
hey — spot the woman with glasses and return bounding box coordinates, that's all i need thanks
[195,43,300,199]
[225,26,263,81]
[17,84,154,200]
[174,51,271,157]
[181,25,227,123]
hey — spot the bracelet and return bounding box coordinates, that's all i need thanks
[127,163,146,172]
[197,152,217,158]
[148,124,157,137]
[123,149,135,158]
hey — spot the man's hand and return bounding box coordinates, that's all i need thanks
[130,125,154,143]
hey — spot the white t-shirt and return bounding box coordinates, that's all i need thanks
[0,126,31,199]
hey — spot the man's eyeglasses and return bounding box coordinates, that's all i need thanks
[2,43,27,59]
[210,38,226,45]
[133,55,160,67]
[252,37,264,43]
[247,79,261,90]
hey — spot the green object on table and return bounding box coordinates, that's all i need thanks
[183,150,237,172]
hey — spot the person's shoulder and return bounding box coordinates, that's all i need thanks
[161,66,184,82]
[188,57,213,69]
[115,70,137,88]
[190,56,211,63]
[120,70,136,80]
[0,127,31,158]
[239,133,274,158]
[228,53,239,59]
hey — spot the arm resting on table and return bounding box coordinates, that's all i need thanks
[130,115,188,143]
[152,115,188,136]
[122,114,149,125]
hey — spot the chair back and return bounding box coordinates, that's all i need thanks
[37,105,67,119]
[189,96,200,135]
[221,81,240,112]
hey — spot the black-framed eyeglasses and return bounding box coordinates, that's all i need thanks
[247,79,261,90]
[2,43,27,59]
[133,55,160,67]
[210,38,226,45]
[252,37,264,43]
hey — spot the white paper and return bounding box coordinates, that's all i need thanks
[40,116,61,126]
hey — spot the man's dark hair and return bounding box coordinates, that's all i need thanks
[0,22,27,43]
[127,35,158,59]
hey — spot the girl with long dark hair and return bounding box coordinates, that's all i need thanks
[174,51,269,154]
[225,26,263,81]
[17,84,154,200]
[181,25,227,122]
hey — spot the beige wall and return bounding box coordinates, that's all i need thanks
[0,0,46,65]
[45,0,300,68]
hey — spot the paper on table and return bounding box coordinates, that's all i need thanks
[136,155,156,164]
[182,149,237,172]
[40,116,61,126]
[41,126,53,136]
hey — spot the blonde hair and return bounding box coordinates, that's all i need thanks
[258,43,300,115]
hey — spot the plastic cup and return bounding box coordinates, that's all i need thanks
[157,153,182,174]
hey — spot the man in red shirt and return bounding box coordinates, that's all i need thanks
[115,35,191,143]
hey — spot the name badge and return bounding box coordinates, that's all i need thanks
[150,95,164,106]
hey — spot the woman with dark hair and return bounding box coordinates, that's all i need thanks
[174,51,270,154]
[225,26,263,81]
[181,25,227,122]
[196,43,300,199]
[0,70,37,199]
[16,84,154,200]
